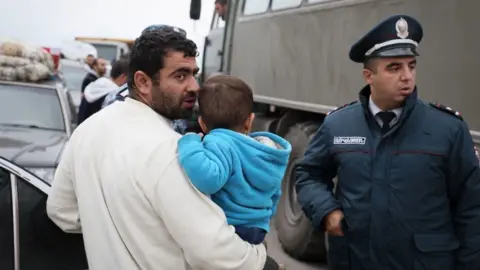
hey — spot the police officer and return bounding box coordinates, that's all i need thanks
[295,14,480,270]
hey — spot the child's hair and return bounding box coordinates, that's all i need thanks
[198,75,254,131]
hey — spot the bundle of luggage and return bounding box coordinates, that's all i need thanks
[0,39,55,82]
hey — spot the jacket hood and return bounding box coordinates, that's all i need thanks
[84,77,118,103]
[209,129,292,191]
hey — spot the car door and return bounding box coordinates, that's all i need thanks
[201,7,227,81]
[0,157,88,270]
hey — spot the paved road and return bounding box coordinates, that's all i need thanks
[266,221,329,270]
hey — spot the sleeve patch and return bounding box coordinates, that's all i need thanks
[429,103,463,121]
[327,101,357,116]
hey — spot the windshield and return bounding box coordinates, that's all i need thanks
[59,64,87,91]
[92,44,117,62]
[0,84,65,131]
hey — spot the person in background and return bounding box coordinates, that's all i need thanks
[77,57,108,124]
[215,0,228,20]
[47,28,273,270]
[295,14,480,270]
[84,54,95,73]
[81,57,107,93]
[178,74,291,246]
[80,58,129,124]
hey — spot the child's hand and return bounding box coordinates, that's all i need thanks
[183,132,204,141]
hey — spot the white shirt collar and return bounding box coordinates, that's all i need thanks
[124,97,173,128]
[368,96,403,126]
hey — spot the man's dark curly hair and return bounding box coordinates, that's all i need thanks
[127,29,198,96]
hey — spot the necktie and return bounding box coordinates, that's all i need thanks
[377,111,396,133]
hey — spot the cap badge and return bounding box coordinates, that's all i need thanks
[395,17,409,39]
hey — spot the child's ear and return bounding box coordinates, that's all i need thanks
[244,113,255,134]
[198,116,209,133]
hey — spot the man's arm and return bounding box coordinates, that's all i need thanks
[150,156,267,270]
[101,91,117,108]
[46,142,82,233]
[447,121,480,270]
[178,133,232,195]
[295,122,340,229]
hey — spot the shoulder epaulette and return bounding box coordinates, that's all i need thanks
[327,101,357,116]
[429,103,463,120]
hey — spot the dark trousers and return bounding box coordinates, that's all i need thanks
[234,226,267,245]
[235,226,281,269]
[263,256,281,270]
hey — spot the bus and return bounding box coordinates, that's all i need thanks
[188,0,479,263]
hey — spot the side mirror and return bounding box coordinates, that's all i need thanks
[190,0,201,20]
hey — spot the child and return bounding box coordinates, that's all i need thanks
[178,75,292,245]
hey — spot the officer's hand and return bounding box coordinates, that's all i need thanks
[325,209,344,236]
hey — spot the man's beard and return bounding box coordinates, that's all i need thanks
[150,85,195,120]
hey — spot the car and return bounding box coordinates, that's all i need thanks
[58,59,87,111]
[0,80,75,184]
[0,156,88,270]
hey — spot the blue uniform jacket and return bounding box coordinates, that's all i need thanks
[178,129,291,231]
[295,86,480,270]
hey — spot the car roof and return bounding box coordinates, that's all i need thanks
[86,40,128,47]
[0,80,58,89]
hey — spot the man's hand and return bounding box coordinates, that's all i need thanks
[325,209,344,236]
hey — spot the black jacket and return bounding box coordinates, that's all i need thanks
[81,73,98,93]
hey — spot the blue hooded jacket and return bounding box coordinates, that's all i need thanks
[178,129,292,231]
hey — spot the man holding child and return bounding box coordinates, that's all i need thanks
[47,27,286,269]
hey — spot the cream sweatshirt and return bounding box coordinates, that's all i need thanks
[46,98,267,270]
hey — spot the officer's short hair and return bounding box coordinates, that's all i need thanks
[110,58,128,79]
[363,58,379,73]
[198,75,253,131]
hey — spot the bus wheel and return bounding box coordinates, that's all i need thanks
[274,121,327,262]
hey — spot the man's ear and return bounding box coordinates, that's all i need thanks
[133,71,151,95]
[198,116,208,133]
[363,68,374,85]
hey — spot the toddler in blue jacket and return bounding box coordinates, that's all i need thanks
[178,75,292,244]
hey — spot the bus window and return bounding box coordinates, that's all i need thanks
[308,0,334,3]
[243,0,269,15]
[271,0,303,10]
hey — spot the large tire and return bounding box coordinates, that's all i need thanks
[275,121,327,262]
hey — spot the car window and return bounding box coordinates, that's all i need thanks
[0,84,66,131]
[0,168,13,270]
[59,64,86,92]
[17,176,88,269]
